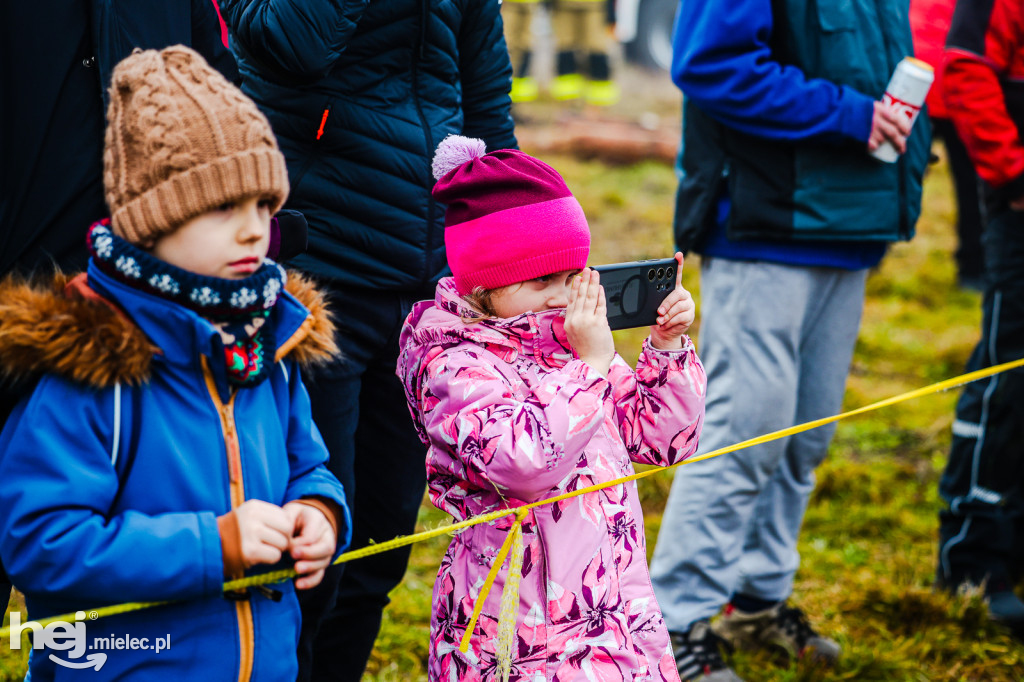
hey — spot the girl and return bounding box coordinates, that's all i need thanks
[398,136,707,680]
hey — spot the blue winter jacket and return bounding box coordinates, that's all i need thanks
[0,264,350,681]
[221,0,518,291]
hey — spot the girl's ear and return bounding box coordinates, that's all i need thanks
[138,238,156,250]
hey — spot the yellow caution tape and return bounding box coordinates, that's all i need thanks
[3,356,1023,642]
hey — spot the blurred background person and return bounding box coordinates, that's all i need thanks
[550,0,621,105]
[910,0,985,291]
[935,0,1024,637]
[220,1,518,679]
[504,0,541,102]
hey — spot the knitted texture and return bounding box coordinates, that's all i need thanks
[432,135,488,180]
[87,220,284,387]
[103,45,289,244]
[431,139,590,295]
[87,221,286,317]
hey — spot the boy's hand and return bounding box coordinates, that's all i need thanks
[650,252,695,350]
[565,268,615,377]
[235,499,292,569]
[283,501,337,590]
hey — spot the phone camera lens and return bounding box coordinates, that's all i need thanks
[666,267,674,279]
[657,268,665,279]
[648,269,656,281]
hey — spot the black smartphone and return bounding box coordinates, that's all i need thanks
[593,257,678,330]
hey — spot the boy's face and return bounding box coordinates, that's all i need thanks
[489,269,580,318]
[150,196,273,279]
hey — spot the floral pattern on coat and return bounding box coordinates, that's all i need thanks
[398,278,707,681]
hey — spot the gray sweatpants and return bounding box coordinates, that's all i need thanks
[650,257,867,631]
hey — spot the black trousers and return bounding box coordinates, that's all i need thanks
[933,117,985,281]
[297,283,431,682]
[938,204,1024,589]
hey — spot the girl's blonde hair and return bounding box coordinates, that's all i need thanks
[461,286,502,320]
[460,283,522,321]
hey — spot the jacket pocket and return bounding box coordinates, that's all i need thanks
[811,0,875,90]
[816,0,856,32]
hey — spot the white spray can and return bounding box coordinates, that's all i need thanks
[870,56,935,163]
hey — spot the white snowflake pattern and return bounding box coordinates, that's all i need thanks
[148,273,180,295]
[95,235,113,258]
[230,287,258,309]
[115,256,141,279]
[263,278,282,308]
[190,287,221,307]
[92,227,114,258]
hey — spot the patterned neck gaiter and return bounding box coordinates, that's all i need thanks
[87,220,286,387]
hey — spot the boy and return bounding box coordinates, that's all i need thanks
[0,45,349,681]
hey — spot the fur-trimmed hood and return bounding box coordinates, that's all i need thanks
[0,270,337,389]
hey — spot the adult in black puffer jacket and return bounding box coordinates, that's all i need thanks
[220,1,517,679]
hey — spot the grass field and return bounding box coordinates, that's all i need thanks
[4,88,1024,680]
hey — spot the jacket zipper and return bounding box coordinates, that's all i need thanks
[202,359,254,682]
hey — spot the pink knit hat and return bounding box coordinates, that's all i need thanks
[432,136,590,295]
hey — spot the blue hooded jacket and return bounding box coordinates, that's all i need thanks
[0,265,350,681]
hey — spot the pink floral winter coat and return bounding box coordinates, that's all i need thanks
[398,278,707,681]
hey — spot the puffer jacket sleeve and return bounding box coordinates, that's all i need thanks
[0,377,224,606]
[280,359,352,553]
[457,0,517,151]
[221,0,370,79]
[420,347,610,502]
[607,337,706,466]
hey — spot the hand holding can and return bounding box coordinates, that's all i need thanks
[869,57,934,163]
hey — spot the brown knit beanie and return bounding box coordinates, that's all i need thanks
[103,45,289,245]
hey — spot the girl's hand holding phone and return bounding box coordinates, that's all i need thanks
[650,252,695,350]
[565,268,615,377]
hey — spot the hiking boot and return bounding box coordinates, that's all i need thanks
[987,589,1024,634]
[585,79,621,106]
[714,602,841,663]
[670,620,745,682]
[510,76,539,103]
[936,574,1024,637]
[550,73,585,101]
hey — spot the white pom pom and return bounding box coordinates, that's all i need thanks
[432,135,487,181]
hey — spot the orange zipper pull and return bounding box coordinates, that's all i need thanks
[316,108,330,140]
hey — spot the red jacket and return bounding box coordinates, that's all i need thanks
[910,0,956,118]
[942,0,1024,197]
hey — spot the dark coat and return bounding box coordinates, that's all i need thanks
[0,0,236,277]
[222,0,518,290]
